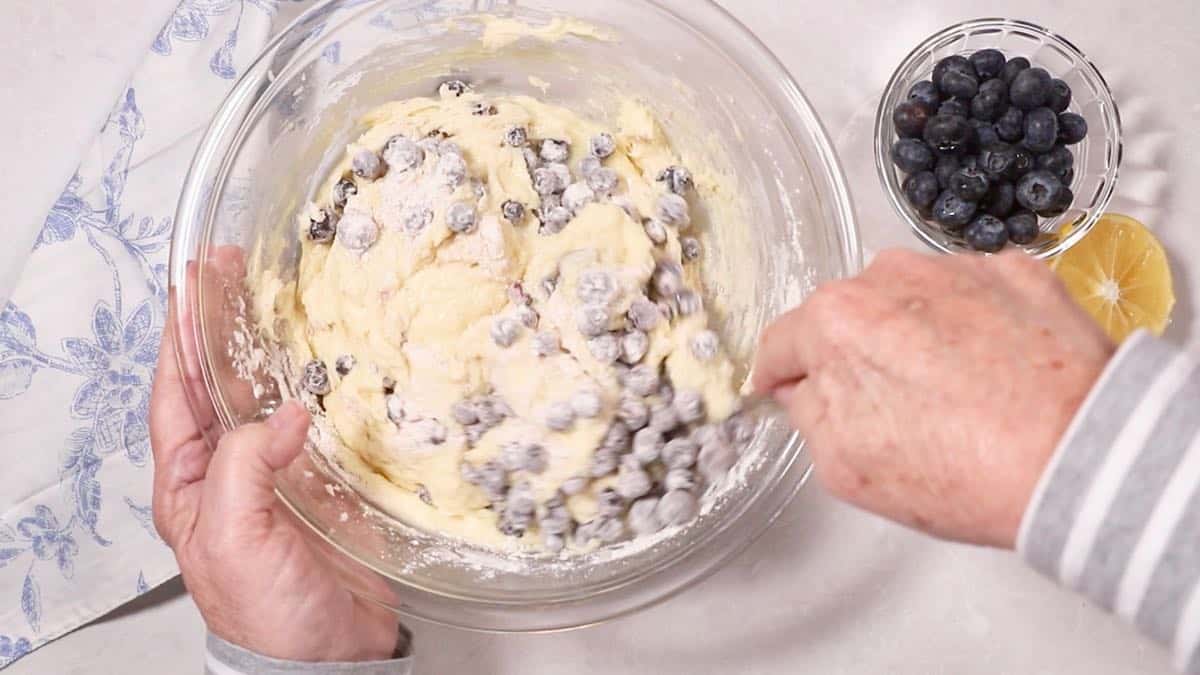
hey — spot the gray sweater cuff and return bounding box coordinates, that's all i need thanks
[204,627,413,675]
[1018,330,1200,672]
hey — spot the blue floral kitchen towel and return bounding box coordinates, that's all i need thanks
[0,1,324,667]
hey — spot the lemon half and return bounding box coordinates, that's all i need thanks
[1052,213,1175,343]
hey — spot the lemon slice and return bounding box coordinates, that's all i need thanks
[1051,213,1175,343]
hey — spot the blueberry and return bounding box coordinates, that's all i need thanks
[907,80,942,111]
[502,200,526,224]
[505,126,529,147]
[890,138,935,173]
[438,79,471,97]
[661,437,699,469]
[577,269,617,306]
[933,55,977,94]
[995,106,1025,142]
[689,330,720,362]
[1006,209,1040,245]
[673,388,705,424]
[627,297,661,332]
[959,155,979,172]
[571,388,604,419]
[1016,170,1067,213]
[1047,79,1072,113]
[697,440,737,482]
[1010,67,1052,110]
[308,208,338,243]
[1037,185,1074,218]
[587,167,620,195]
[540,139,571,163]
[1001,56,1031,84]
[970,49,1006,79]
[578,155,602,177]
[491,316,522,348]
[972,119,1000,148]
[563,182,596,213]
[978,143,1017,180]
[656,194,690,227]
[1012,147,1035,179]
[1058,112,1088,144]
[941,70,979,99]
[656,490,698,527]
[979,77,1009,100]
[332,178,357,210]
[931,190,977,231]
[656,166,694,195]
[964,214,1009,252]
[577,304,609,337]
[621,330,650,364]
[336,206,376,249]
[643,218,667,245]
[533,167,566,195]
[903,171,940,212]
[893,101,932,138]
[938,99,970,119]
[471,102,498,116]
[1023,107,1059,153]
[652,260,684,299]
[935,155,960,189]
[949,167,990,202]
[982,181,1016,218]
[971,78,1009,121]
[445,202,477,234]
[589,133,616,159]
[923,115,975,155]
[302,360,331,396]
[352,149,386,180]
[1036,145,1074,183]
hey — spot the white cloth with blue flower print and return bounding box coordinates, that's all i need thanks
[0,1,328,667]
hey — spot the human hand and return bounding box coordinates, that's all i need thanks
[753,249,1115,548]
[150,249,400,662]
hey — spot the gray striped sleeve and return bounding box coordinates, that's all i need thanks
[205,630,413,675]
[1017,331,1200,673]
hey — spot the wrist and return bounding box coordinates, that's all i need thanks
[990,344,1116,550]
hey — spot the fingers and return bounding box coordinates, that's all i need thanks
[751,304,815,395]
[151,305,218,546]
[150,307,196,461]
[150,304,208,487]
[203,402,311,519]
[752,279,854,395]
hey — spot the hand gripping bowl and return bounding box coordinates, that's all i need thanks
[169,0,859,632]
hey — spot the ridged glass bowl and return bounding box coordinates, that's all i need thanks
[169,0,859,632]
[875,18,1122,258]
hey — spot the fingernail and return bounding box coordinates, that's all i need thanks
[266,401,300,430]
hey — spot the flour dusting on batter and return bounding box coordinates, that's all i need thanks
[253,81,754,553]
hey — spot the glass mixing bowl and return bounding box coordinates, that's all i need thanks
[170,0,859,632]
[875,18,1122,258]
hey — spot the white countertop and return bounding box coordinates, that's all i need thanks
[4,1,1197,673]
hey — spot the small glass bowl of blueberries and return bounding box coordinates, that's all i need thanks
[875,18,1121,256]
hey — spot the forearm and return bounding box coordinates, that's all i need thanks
[205,627,413,675]
[1019,331,1200,673]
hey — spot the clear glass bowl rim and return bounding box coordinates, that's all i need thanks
[873,17,1123,259]
[168,0,862,631]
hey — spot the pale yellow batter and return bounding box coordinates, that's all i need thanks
[259,84,744,552]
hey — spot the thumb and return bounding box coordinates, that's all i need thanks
[204,401,311,517]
